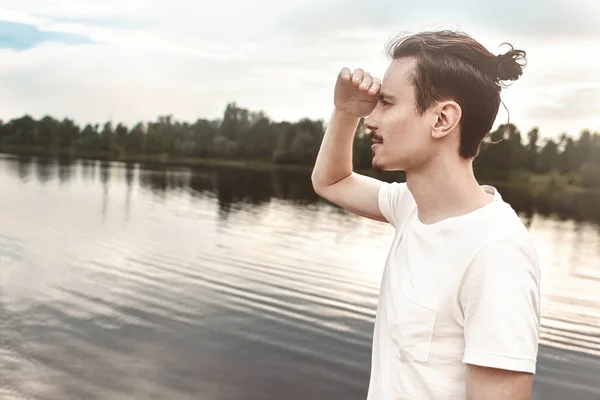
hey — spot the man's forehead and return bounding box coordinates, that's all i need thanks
[381,58,416,93]
[383,58,416,82]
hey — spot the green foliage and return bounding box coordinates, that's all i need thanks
[1,102,599,188]
[474,123,524,180]
[580,162,600,188]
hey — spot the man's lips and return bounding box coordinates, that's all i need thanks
[370,132,383,144]
[369,132,383,144]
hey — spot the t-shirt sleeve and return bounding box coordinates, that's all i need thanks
[460,238,541,373]
[377,182,412,228]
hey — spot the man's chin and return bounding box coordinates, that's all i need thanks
[371,158,386,172]
[372,156,404,172]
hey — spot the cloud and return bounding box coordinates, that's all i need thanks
[0,38,304,127]
[528,86,600,121]
[0,1,144,20]
[0,0,598,138]
[276,0,600,41]
[0,21,92,50]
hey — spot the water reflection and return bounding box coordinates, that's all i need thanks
[99,161,111,185]
[1,154,600,400]
[4,154,599,227]
[2,154,33,182]
[80,159,96,182]
[35,157,55,184]
[58,157,75,183]
[124,162,135,188]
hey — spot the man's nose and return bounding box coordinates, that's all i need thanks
[364,116,378,132]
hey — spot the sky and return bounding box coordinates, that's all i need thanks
[0,0,599,139]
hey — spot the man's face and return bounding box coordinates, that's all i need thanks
[365,57,437,172]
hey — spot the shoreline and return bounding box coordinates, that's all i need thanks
[0,146,404,180]
[1,146,598,194]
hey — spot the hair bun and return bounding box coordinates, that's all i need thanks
[496,44,527,81]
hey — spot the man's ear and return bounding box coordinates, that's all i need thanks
[432,101,461,139]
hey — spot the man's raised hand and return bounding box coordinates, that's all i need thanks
[334,67,382,119]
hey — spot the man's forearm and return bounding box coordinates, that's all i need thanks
[311,108,360,189]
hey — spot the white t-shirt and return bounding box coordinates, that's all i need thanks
[366,182,541,400]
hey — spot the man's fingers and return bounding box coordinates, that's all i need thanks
[352,68,364,85]
[339,67,351,81]
[369,77,382,95]
[339,67,380,95]
[359,73,374,91]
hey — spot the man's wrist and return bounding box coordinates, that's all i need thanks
[332,107,360,123]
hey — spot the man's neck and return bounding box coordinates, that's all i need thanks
[405,156,494,225]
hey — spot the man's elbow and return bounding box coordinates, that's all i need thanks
[311,172,323,195]
[311,170,330,197]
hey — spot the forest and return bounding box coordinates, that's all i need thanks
[1,102,599,187]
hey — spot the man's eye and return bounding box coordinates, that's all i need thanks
[380,99,391,106]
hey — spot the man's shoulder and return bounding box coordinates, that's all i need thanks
[474,201,539,264]
[476,198,529,236]
[454,199,538,264]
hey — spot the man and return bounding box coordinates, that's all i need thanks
[311,30,541,400]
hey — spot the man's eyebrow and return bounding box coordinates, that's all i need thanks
[377,91,396,101]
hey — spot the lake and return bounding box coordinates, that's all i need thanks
[1,154,600,400]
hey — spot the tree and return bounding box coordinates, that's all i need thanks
[525,128,539,172]
[220,103,249,142]
[474,123,523,179]
[579,162,600,188]
[0,105,598,188]
[538,139,559,174]
[191,119,218,158]
[575,130,593,168]
[126,122,146,153]
[114,123,129,152]
[3,115,36,146]
[39,116,61,149]
[558,136,577,173]
[353,118,373,169]
[58,118,80,149]
[242,113,276,160]
[100,122,115,153]
[146,115,172,154]
[272,122,295,164]
[78,124,100,150]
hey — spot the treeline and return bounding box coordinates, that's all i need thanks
[1,102,599,187]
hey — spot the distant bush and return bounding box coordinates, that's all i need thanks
[579,162,600,188]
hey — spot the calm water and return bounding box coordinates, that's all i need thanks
[1,154,600,400]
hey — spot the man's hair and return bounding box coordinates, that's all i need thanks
[385,30,526,159]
